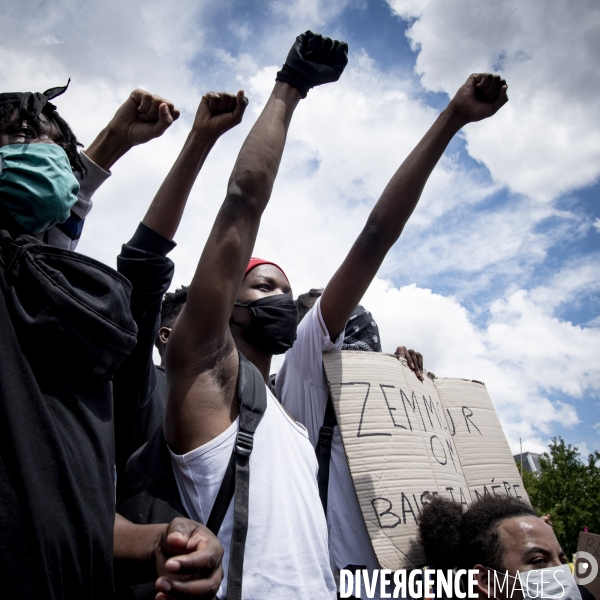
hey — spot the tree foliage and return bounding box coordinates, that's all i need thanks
[519,437,600,556]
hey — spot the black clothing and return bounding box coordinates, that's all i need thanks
[114,223,175,493]
[0,232,137,599]
[116,426,188,600]
[342,304,381,352]
[0,80,70,121]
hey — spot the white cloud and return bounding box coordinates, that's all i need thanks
[576,441,592,459]
[2,0,598,460]
[386,0,600,202]
[361,276,599,452]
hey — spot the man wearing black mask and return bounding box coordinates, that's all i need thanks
[120,31,348,599]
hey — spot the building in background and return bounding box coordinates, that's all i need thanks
[514,452,542,473]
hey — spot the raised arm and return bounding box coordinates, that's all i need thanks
[164,32,348,453]
[320,73,508,339]
[113,92,247,486]
[85,89,180,172]
[142,91,247,240]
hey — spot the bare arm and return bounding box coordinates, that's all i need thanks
[142,91,248,240]
[85,89,180,171]
[321,73,508,339]
[164,81,302,453]
[164,32,348,454]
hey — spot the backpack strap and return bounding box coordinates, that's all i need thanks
[206,352,267,600]
[315,393,337,513]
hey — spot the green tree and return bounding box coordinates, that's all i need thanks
[519,437,600,556]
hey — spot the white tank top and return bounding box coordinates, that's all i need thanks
[169,388,337,600]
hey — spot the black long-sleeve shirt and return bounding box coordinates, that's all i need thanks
[114,222,176,494]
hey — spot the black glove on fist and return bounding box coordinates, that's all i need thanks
[276,30,349,98]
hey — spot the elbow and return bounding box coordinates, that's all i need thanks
[222,187,264,220]
[358,215,403,252]
[227,165,271,208]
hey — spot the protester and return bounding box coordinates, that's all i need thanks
[295,288,424,373]
[119,31,348,599]
[0,83,223,599]
[275,72,508,598]
[419,495,583,600]
[0,83,180,249]
[294,288,424,520]
[113,90,248,493]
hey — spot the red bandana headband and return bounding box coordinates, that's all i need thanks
[246,257,289,283]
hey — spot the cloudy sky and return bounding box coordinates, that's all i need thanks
[3,0,598,457]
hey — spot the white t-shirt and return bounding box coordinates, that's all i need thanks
[275,297,384,600]
[169,388,337,600]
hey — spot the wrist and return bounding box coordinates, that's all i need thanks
[187,127,220,149]
[443,102,471,131]
[151,526,163,569]
[273,80,303,105]
[85,127,133,171]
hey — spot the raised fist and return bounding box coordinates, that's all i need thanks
[448,73,508,124]
[108,89,180,146]
[192,90,248,139]
[276,31,348,98]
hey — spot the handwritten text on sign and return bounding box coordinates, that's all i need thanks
[323,351,528,570]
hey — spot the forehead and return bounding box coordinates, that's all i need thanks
[0,105,56,130]
[244,264,291,287]
[498,516,562,556]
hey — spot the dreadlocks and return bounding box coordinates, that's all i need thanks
[0,101,87,177]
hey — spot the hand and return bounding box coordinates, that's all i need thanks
[540,514,554,529]
[154,518,223,600]
[192,91,248,140]
[448,73,508,124]
[395,346,424,381]
[276,30,348,98]
[107,89,180,147]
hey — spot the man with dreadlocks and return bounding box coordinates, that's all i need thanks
[0,81,181,249]
[0,83,224,599]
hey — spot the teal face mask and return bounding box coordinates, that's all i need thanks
[0,143,80,234]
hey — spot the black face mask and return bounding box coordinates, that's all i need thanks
[232,294,298,355]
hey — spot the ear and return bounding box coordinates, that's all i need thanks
[158,326,171,346]
[474,564,492,598]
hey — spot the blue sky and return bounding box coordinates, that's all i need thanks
[1,0,598,457]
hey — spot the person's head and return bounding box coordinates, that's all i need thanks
[156,285,189,359]
[0,83,86,236]
[296,288,382,352]
[296,288,324,323]
[229,259,298,362]
[419,494,566,598]
[157,260,298,366]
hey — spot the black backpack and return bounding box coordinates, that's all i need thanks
[117,352,267,600]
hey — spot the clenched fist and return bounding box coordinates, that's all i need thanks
[107,89,180,147]
[448,73,508,124]
[276,31,349,98]
[192,90,248,140]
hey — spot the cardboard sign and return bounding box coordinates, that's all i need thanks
[323,351,529,570]
[435,378,528,504]
[575,532,600,600]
